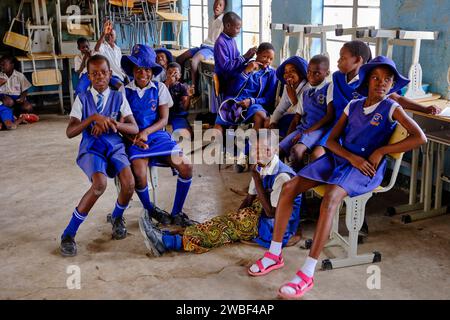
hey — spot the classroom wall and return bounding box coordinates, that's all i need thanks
[380,0,450,97]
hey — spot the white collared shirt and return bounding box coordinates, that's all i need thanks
[96,43,126,80]
[69,87,133,120]
[0,70,32,96]
[343,98,399,122]
[152,69,167,83]
[74,53,88,76]
[327,74,359,104]
[248,155,292,207]
[123,80,173,107]
[270,80,310,124]
[296,79,329,115]
[203,13,224,46]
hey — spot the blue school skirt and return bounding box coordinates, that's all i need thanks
[77,137,130,181]
[127,130,181,161]
[279,126,327,154]
[297,152,388,197]
[215,103,267,127]
[0,104,14,123]
[169,112,191,131]
[189,44,214,60]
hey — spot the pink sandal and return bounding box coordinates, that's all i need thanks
[248,252,284,277]
[278,270,314,299]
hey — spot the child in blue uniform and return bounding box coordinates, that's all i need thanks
[268,56,309,138]
[214,11,257,96]
[154,48,174,83]
[215,42,277,131]
[121,45,196,228]
[165,62,193,136]
[137,133,301,257]
[60,55,139,257]
[279,55,333,170]
[249,56,427,299]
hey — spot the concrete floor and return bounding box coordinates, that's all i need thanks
[0,115,449,300]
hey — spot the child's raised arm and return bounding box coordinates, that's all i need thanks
[368,106,427,169]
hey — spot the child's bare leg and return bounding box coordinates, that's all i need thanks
[117,166,135,206]
[4,120,17,130]
[190,53,205,94]
[176,50,194,79]
[253,111,267,130]
[290,143,308,171]
[310,146,326,161]
[131,158,149,190]
[21,100,33,114]
[2,96,14,107]
[77,172,107,213]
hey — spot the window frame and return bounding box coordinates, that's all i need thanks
[240,0,271,52]
[188,0,209,48]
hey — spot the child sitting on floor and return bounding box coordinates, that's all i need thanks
[137,132,302,256]
[215,42,277,132]
[248,56,427,299]
[121,45,196,228]
[59,54,139,257]
[279,55,333,170]
[268,56,310,138]
[154,48,174,83]
[165,62,193,136]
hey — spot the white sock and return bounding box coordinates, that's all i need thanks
[249,241,282,273]
[280,256,317,295]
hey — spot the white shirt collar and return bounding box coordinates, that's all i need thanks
[309,79,328,91]
[126,80,157,91]
[295,79,308,94]
[347,74,359,84]
[257,154,280,176]
[90,86,110,98]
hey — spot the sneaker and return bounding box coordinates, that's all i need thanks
[149,206,172,225]
[138,216,166,257]
[110,215,127,240]
[60,235,77,257]
[171,212,198,227]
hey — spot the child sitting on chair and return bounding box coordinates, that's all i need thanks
[0,55,37,126]
[74,37,93,96]
[165,62,193,136]
[176,0,227,96]
[121,45,196,228]
[279,55,333,171]
[60,54,139,257]
[214,42,277,132]
[153,48,174,83]
[138,132,302,257]
[268,56,310,138]
[248,56,427,299]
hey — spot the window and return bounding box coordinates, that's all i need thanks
[323,0,380,71]
[241,0,271,53]
[189,0,208,47]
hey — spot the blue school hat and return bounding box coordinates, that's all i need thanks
[276,56,308,84]
[121,44,163,77]
[155,47,174,63]
[218,99,244,124]
[356,56,410,96]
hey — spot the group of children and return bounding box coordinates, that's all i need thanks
[54,3,443,300]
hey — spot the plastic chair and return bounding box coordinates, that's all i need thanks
[305,124,408,270]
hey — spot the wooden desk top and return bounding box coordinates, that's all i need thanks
[168,49,188,58]
[202,59,215,66]
[16,53,77,61]
[409,99,450,123]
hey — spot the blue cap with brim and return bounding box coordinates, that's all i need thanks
[121,44,163,77]
[155,47,174,63]
[356,55,410,97]
[276,56,308,84]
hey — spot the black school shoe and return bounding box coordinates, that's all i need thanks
[171,212,198,227]
[148,206,172,225]
[138,215,166,257]
[60,235,77,257]
[108,214,127,240]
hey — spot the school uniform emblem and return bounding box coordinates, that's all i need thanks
[370,113,383,126]
[317,94,326,105]
[352,92,360,99]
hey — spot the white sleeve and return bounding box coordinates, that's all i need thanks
[326,79,334,104]
[69,96,83,120]
[74,55,82,72]
[19,73,32,91]
[120,93,133,118]
[158,82,174,108]
[270,88,290,124]
[343,102,352,116]
[270,173,291,207]
[295,92,304,115]
[248,178,257,195]
[389,103,400,122]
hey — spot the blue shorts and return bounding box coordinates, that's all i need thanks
[75,73,124,96]
[169,114,191,131]
[127,130,182,161]
[0,104,14,123]
[189,44,214,60]
[0,94,21,101]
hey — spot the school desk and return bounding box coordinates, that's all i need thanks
[16,54,76,114]
[391,99,450,223]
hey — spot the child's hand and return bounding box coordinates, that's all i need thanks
[238,99,251,108]
[133,138,149,149]
[425,105,442,115]
[243,46,257,59]
[245,61,262,74]
[291,132,302,144]
[368,149,384,170]
[268,122,278,130]
[0,78,6,87]
[187,85,195,97]
[135,131,148,143]
[103,20,113,35]
[350,155,376,177]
